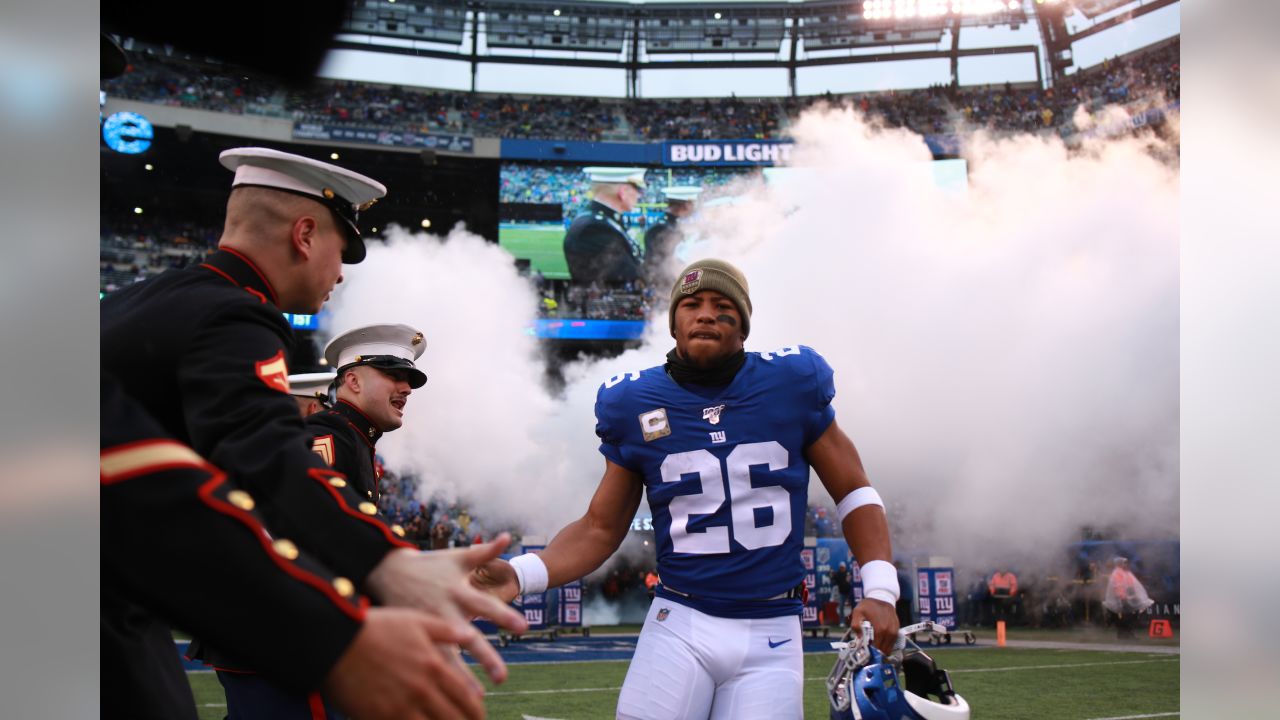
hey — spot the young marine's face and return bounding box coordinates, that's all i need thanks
[350,366,413,432]
[673,290,744,367]
[618,183,642,212]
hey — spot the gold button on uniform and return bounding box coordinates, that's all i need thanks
[227,490,255,511]
[333,577,355,598]
[358,502,377,515]
[328,477,347,488]
[272,539,299,560]
[391,524,406,537]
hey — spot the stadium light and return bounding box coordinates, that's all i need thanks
[553,8,560,16]
[714,12,722,19]
[133,207,143,214]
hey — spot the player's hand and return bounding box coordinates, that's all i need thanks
[324,607,487,720]
[364,534,529,647]
[470,557,521,605]
[850,598,899,655]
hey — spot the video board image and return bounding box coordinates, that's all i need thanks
[499,163,755,281]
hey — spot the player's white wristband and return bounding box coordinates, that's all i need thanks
[509,553,549,595]
[858,560,900,606]
[836,487,884,523]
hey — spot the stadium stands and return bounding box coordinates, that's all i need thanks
[104,37,1178,142]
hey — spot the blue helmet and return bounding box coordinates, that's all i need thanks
[828,625,969,720]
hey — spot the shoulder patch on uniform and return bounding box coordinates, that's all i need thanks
[255,350,290,393]
[639,408,671,442]
[312,434,335,466]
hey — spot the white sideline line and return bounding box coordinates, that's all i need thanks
[1083,713,1179,720]
[948,658,1177,674]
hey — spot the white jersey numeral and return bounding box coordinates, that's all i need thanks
[661,441,791,554]
[604,371,642,389]
[759,346,800,361]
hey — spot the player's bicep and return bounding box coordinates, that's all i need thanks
[806,419,872,502]
[583,459,644,542]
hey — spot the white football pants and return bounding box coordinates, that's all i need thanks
[616,598,803,720]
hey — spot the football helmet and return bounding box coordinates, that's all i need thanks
[828,622,970,720]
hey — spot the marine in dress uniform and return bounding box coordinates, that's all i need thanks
[288,371,336,417]
[101,148,420,715]
[215,326,429,718]
[643,185,701,281]
[101,374,368,720]
[562,166,647,285]
[101,147,414,585]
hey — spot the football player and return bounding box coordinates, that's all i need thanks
[474,258,900,719]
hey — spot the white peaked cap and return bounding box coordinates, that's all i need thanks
[287,372,336,399]
[583,166,648,188]
[662,185,703,202]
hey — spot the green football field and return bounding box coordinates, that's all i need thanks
[499,223,648,281]
[187,636,1179,719]
[499,224,572,280]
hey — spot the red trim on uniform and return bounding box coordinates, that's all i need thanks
[308,692,327,720]
[244,287,268,305]
[196,471,368,621]
[200,263,238,287]
[308,468,415,549]
[336,399,379,450]
[219,246,280,305]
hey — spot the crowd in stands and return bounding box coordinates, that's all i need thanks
[100,221,220,293]
[376,462,514,550]
[106,38,1177,144]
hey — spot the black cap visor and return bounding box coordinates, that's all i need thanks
[339,356,426,389]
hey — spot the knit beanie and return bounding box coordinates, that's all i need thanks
[668,258,752,338]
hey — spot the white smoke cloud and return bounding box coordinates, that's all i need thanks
[327,105,1179,576]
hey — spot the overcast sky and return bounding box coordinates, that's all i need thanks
[318,0,1179,98]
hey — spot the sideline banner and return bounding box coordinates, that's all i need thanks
[293,122,474,153]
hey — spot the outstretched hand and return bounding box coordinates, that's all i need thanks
[470,556,521,605]
[363,532,529,682]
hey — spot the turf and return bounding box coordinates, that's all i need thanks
[498,224,571,279]
[188,645,1179,719]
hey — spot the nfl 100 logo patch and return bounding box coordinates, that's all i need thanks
[656,608,670,622]
[679,269,703,294]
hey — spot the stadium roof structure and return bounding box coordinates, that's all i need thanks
[330,0,1178,95]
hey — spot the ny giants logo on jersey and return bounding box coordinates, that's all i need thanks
[709,431,727,444]
[702,404,725,425]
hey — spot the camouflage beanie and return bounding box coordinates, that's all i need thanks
[668,258,752,338]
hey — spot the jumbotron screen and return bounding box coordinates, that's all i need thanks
[498,163,754,281]
[498,159,967,281]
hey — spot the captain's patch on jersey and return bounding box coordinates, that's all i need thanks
[312,435,335,466]
[254,350,290,393]
[638,408,671,442]
[679,268,703,294]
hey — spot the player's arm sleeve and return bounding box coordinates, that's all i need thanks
[101,374,365,692]
[802,346,838,445]
[594,384,637,471]
[177,303,413,586]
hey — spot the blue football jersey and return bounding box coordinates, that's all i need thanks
[595,345,837,619]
